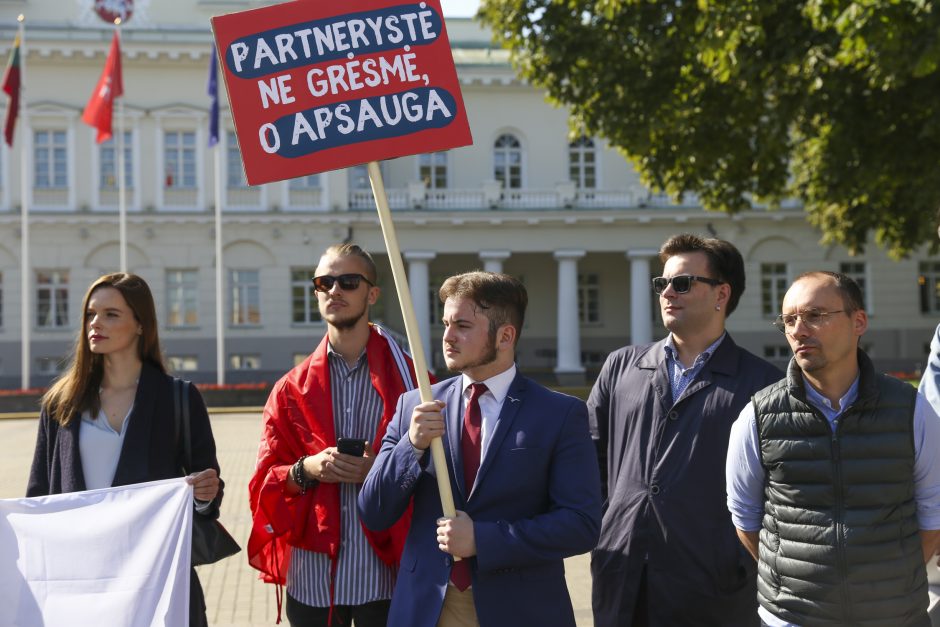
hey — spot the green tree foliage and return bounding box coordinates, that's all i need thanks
[478,0,940,257]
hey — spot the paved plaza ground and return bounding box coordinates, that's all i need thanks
[0,411,593,626]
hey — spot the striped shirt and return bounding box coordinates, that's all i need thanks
[286,346,395,607]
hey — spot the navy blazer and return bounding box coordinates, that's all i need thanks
[589,334,782,627]
[26,361,223,627]
[358,371,602,627]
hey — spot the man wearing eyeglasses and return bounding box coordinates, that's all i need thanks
[590,233,782,627]
[248,243,423,626]
[727,271,940,627]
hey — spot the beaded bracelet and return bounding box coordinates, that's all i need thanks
[291,455,318,494]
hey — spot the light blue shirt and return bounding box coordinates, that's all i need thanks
[727,371,940,627]
[79,407,132,490]
[663,332,726,403]
[920,323,940,416]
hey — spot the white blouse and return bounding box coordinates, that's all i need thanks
[78,406,133,490]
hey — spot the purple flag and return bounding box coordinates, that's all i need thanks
[208,45,219,147]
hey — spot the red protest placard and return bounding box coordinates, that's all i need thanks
[211,0,473,186]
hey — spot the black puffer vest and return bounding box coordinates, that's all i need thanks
[753,350,928,626]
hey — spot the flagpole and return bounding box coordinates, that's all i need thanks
[114,18,126,272]
[208,45,224,385]
[17,14,29,390]
[214,140,224,385]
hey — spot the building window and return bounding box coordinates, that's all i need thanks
[839,261,868,310]
[164,131,196,188]
[167,355,199,372]
[348,164,370,190]
[34,130,67,188]
[581,350,608,368]
[36,356,67,375]
[230,269,260,326]
[494,133,522,189]
[291,268,321,324]
[226,133,247,189]
[569,136,596,189]
[36,270,69,329]
[100,131,133,190]
[230,354,261,370]
[166,269,199,327]
[919,261,940,314]
[429,278,445,326]
[419,152,447,189]
[578,273,600,324]
[761,263,788,317]
[289,174,320,190]
[763,345,790,360]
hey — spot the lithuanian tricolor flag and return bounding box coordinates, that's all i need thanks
[2,34,20,147]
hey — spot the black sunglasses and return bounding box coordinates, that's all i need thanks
[651,274,723,295]
[312,273,374,293]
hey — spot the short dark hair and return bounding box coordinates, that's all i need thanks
[793,271,865,312]
[323,243,378,283]
[659,233,746,315]
[439,271,527,344]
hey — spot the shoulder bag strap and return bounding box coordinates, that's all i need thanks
[173,377,193,474]
[181,379,192,473]
[173,377,182,471]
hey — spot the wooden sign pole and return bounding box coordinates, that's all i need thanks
[367,161,459,537]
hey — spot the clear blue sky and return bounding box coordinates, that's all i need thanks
[441,0,481,17]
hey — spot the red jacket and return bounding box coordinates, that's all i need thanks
[247,325,419,592]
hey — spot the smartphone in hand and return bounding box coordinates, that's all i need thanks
[336,437,367,457]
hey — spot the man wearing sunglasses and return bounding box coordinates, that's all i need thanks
[590,233,782,627]
[248,243,425,626]
[727,271,940,626]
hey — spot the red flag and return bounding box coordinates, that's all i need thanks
[82,31,123,144]
[2,34,21,147]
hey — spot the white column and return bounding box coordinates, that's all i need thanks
[479,250,511,274]
[628,249,658,345]
[404,250,437,367]
[554,250,586,377]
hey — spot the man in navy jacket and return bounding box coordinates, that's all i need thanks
[590,234,782,626]
[359,271,601,627]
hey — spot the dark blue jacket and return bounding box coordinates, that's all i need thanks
[359,371,601,627]
[589,334,782,627]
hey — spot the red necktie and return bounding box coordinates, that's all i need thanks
[461,382,487,492]
[450,382,487,591]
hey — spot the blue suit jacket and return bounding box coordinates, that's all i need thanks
[358,371,602,627]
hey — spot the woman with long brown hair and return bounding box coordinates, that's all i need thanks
[27,272,223,627]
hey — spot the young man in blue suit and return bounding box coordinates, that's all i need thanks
[358,271,602,627]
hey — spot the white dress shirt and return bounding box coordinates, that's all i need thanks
[460,364,517,471]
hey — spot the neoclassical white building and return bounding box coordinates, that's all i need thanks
[0,0,936,387]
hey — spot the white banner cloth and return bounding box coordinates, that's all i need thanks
[0,478,193,627]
